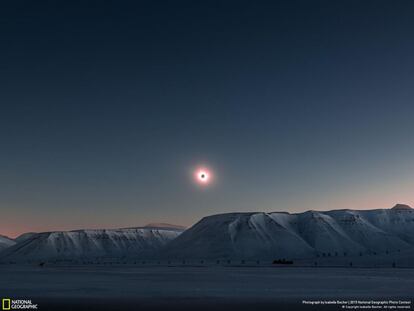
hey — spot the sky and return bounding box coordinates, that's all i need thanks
[1,1,414,237]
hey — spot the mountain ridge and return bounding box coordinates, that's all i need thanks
[0,226,184,262]
[1,205,413,263]
[0,234,15,251]
[161,205,414,260]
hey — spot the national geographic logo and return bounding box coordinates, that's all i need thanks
[2,299,38,310]
[2,299,10,310]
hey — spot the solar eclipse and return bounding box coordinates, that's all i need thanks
[194,167,212,186]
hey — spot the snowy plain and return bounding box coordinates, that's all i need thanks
[0,265,413,311]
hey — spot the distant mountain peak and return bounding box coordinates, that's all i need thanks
[392,204,412,210]
[144,223,186,230]
[0,234,16,251]
[0,234,13,240]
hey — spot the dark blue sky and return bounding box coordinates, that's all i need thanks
[1,1,414,236]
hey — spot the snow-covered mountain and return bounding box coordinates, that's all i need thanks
[143,223,186,230]
[0,226,183,263]
[0,235,15,251]
[162,204,414,260]
[2,204,414,263]
[14,232,37,243]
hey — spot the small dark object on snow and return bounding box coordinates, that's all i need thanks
[272,259,293,265]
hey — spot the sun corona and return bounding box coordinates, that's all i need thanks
[194,167,212,186]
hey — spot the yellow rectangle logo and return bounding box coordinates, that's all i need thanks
[2,299,11,310]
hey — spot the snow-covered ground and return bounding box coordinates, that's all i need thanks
[0,265,412,310]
